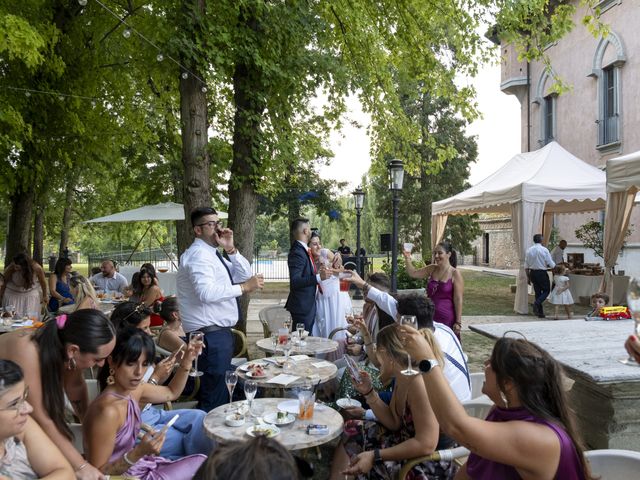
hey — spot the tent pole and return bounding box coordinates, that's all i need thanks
[125,224,153,265]
[149,226,179,270]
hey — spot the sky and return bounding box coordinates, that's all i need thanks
[319,62,522,190]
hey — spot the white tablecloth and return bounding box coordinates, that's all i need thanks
[567,274,629,305]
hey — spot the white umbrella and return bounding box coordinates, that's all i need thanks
[84,202,228,223]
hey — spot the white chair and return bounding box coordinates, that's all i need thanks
[469,372,484,398]
[585,449,640,479]
[461,397,494,420]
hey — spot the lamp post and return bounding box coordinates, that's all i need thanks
[352,186,366,300]
[388,159,404,293]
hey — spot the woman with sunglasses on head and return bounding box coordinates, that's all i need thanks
[130,267,164,327]
[84,327,206,478]
[0,309,116,480]
[400,326,592,480]
[109,301,213,459]
[0,359,75,479]
[155,297,187,354]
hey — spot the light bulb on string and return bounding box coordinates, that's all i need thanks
[123,28,131,39]
[78,0,88,5]
[181,72,188,79]
[156,53,164,62]
[201,86,207,93]
[59,95,65,101]
[25,91,31,97]
[91,100,96,108]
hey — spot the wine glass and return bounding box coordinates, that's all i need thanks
[244,379,258,415]
[620,277,640,366]
[400,315,419,376]
[225,370,238,412]
[188,332,204,377]
[296,322,306,346]
[345,307,354,325]
[281,337,293,373]
[283,313,292,332]
[5,305,15,319]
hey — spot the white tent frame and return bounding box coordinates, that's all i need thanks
[431,142,606,314]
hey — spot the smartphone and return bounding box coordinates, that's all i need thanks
[160,414,180,434]
[343,354,362,383]
[170,344,185,362]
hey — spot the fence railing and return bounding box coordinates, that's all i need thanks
[87,247,177,274]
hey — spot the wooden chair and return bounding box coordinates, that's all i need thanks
[258,305,291,338]
[585,449,640,478]
[397,398,494,479]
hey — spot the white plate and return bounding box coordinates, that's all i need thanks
[263,412,296,426]
[246,371,268,379]
[276,399,300,415]
[337,398,362,409]
[239,361,268,372]
[246,424,280,438]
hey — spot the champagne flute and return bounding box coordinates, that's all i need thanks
[281,337,293,373]
[620,277,640,366]
[225,370,238,412]
[188,332,204,377]
[244,380,258,415]
[296,322,306,346]
[400,315,419,376]
[345,307,354,325]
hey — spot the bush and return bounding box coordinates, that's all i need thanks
[381,256,426,290]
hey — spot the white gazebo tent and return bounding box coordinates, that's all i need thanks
[431,142,606,314]
[602,151,640,299]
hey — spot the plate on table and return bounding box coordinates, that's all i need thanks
[246,371,268,379]
[239,361,268,372]
[264,412,296,426]
[246,424,280,438]
[277,399,300,415]
[337,398,362,409]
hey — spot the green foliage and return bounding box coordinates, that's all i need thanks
[547,226,561,251]
[575,219,632,260]
[381,256,425,290]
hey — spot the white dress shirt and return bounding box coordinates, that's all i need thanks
[177,238,253,332]
[366,286,472,402]
[524,243,556,270]
[550,246,565,265]
[90,271,129,293]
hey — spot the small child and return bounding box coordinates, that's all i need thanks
[586,292,610,318]
[547,265,574,319]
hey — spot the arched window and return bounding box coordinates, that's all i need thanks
[533,69,557,146]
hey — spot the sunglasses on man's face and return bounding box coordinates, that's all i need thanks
[196,220,223,229]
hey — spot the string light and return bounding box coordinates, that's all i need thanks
[1,86,100,102]
[78,0,88,6]
[156,53,164,62]
[181,72,188,79]
[122,28,131,39]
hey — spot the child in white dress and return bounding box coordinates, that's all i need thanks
[547,265,574,319]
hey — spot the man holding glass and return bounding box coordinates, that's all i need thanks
[177,207,264,411]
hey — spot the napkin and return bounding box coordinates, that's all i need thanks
[311,361,334,369]
[269,374,301,386]
[290,355,309,362]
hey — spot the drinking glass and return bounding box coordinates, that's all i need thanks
[297,384,315,426]
[345,307,354,325]
[620,277,640,366]
[270,332,278,350]
[283,313,292,332]
[225,370,238,412]
[296,322,306,346]
[281,338,293,373]
[400,315,419,376]
[244,380,258,413]
[352,307,363,322]
[5,305,15,319]
[188,332,205,377]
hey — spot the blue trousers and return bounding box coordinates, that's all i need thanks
[140,406,215,459]
[197,328,234,412]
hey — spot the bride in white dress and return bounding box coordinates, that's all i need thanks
[309,233,352,358]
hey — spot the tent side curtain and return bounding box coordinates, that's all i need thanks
[431,214,448,252]
[601,188,638,300]
[511,201,546,314]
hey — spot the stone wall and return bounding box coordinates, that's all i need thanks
[469,215,518,268]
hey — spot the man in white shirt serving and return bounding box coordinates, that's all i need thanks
[525,234,556,318]
[177,207,264,411]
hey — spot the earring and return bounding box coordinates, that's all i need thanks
[67,358,77,371]
[107,368,115,385]
[499,391,509,408]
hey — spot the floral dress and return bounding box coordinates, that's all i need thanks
[342,406,457,479]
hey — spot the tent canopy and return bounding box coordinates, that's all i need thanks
[431,142,606,314]
[432,142,606,216]
[606,150,640,194]
[84,202,228,223]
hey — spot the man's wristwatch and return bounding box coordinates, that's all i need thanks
[418,359,440,374]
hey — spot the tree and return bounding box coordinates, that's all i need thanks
[575,219,632,262]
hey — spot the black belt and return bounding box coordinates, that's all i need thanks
[530,269,548,271]
[197,324,233,334]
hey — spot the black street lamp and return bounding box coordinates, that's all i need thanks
[352,186,366,299]
[388,159,404,293]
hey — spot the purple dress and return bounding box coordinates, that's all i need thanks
[103,392,206,480]
[466,406,585,480]
[427,276,456,333]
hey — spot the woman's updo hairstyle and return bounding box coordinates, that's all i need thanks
[110,301,153,331]
[436,240,457,268]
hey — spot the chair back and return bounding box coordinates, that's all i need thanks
[469,372,485,399]
[585,449,640,479]
[462,397,494,420]
[258,305,291,338]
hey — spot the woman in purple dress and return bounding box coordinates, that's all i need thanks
[403,241,464,339]
[401,328,593,480]
[84,327,206,479]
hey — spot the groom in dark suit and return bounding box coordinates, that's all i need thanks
[285,218,329,332]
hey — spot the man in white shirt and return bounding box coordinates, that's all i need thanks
[177,207,264,411]
[525,234,556,318]
[550,239,567,265]
[90,259,128,293]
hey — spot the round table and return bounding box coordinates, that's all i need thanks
[256,336,339,356]
[203,398,343,450]
[236,357,338,388]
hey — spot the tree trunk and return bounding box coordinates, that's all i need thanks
[5,184,35,266]
[32,207,44,266]
[228,22,266,332]
[58,177,75,258]
[178,0,209,256]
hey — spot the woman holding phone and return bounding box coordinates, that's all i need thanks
[84,327,206,478]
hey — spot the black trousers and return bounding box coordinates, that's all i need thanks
[530,269,551,314]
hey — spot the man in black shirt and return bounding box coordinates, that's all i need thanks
[337,238,351,255]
